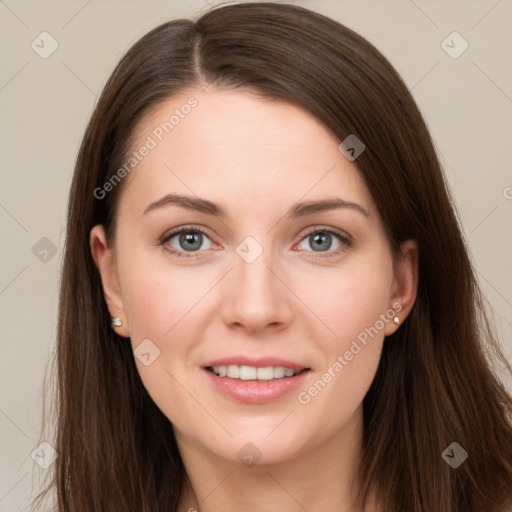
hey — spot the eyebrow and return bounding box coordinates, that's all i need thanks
[143,193,370,219]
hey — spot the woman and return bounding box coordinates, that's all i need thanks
[34,2,512,511]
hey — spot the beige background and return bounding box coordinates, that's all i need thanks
[1,0,511,509]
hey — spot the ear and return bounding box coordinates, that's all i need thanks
[384,239,418,336]
[90,225,130,337]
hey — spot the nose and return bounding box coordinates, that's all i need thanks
[220,244,294,335]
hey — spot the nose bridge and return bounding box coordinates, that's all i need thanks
[222,233,292,331]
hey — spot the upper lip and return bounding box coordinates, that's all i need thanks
[202,356,310,371]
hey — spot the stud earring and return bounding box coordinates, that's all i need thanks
[393,316,400,325]
[111,317,122,329]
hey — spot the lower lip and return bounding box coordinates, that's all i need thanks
[202,368,311,404]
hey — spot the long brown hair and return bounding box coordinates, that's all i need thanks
[33,3,512,511]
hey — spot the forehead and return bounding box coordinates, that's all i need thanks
[119,87,376,220]
[139,86,338,144]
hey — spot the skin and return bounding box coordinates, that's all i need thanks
[90,87,418,512]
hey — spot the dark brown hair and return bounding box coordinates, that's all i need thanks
[34,2,512,511]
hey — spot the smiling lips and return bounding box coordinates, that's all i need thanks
[202,356,311,403]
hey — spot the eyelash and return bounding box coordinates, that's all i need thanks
[159,225,352,259]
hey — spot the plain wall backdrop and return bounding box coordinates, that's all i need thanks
[1,0,511,509]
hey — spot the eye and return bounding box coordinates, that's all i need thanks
[295,227,351,258]
[159,225,351,259]
[160,226,214,258]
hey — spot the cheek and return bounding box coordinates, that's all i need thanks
[293,250,393,346]
[294,294,387,443]
[118,247,209,341]
[291,253,392,428]
[296,337,383,450]
[117,258,209,426]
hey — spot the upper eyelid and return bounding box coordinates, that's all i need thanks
[160,224,212,244]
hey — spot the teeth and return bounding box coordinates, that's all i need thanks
[210,365,301,380]
[226,365,240,378]
[239,366,257,380]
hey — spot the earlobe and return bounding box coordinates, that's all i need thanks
[385,240,419,335]
[89,225,130,337]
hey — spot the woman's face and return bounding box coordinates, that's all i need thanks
[91,87,416,466]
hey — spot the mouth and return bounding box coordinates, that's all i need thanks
[201,359,312,404]
[204,364,310,380]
